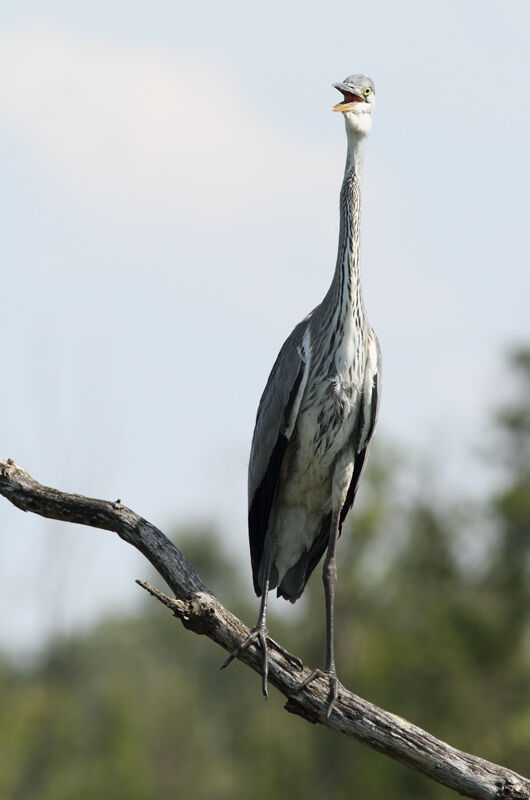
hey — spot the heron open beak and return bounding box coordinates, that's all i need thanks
[332,84,365,112]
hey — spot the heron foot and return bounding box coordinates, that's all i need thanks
[221,626,303,698]
[298,667,341,720]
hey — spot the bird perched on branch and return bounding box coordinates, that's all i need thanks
[223,74,381,717]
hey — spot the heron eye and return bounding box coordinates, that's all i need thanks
[363,87,372,97]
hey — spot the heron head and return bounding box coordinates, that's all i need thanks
[332,74,375,136]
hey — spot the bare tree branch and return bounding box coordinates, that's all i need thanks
[0,456,528,800]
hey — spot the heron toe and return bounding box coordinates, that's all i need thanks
[221,626,303,698]
[298,667,341,720]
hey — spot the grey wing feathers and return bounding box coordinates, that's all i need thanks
[277,331,381,601]
[340,332,381,524]
[248,319,310,595]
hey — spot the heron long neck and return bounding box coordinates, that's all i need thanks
[329,131,367,321]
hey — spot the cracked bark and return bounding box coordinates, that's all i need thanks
[0,456,528,800]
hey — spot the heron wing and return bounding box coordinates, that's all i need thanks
[248,319,311,595]
[340,330,382,525]
[287,331,381,598]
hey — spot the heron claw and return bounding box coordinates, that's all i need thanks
[220,624,271,696]
[266,636,303,671]
[221,626,303,697]
[298,667,341,720]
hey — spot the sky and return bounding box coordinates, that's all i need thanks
[0,0,529,656]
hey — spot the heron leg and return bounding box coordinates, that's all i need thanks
[220,549,302,697]
[298,509,342,719]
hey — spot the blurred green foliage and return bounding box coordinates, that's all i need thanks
[1,348,529,799]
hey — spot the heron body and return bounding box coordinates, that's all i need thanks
[223,75,381,716]
[250,168,380,603]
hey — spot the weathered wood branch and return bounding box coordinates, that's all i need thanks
[0,456,528,800]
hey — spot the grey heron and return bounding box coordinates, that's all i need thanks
[223,75,381,717]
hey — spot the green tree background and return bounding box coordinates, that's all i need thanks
[1,349,529,799]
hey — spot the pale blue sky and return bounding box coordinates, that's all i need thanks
[1,0,529,655]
